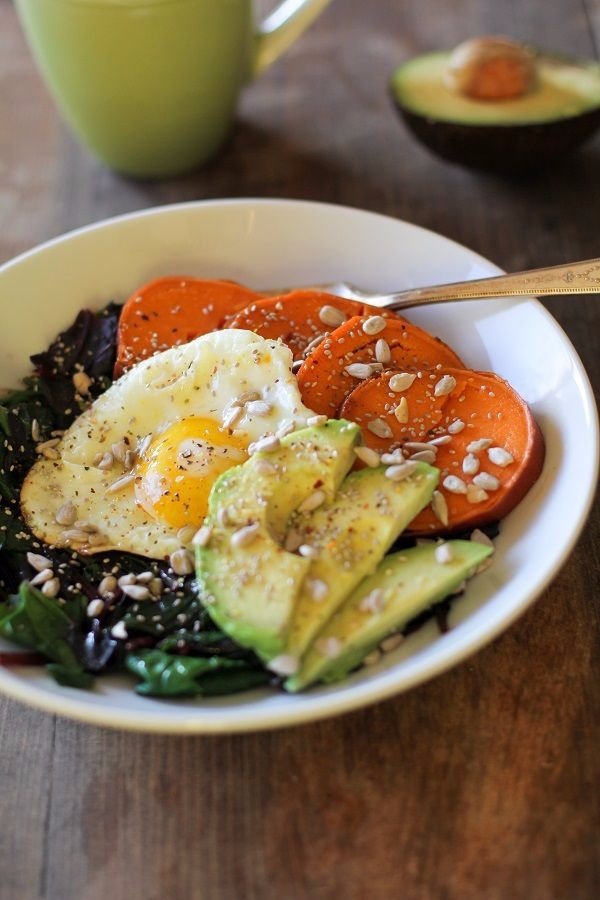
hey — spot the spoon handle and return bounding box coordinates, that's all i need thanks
[377,258,600,311]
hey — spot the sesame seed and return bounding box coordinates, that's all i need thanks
[307,578,329,602]
[298,544,319,559]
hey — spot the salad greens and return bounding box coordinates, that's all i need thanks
[0,306,266,697]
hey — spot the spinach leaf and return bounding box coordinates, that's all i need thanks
[0,582,92,687]
[125,649,250,697]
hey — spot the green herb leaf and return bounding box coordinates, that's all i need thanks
[125,649,248,697]
[46,663,95,689]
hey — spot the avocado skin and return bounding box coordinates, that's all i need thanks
[390,50,600,173]
[287,539,493,691]
[394,101,600,173]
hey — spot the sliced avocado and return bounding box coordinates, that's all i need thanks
[391,47,600,172]
[195,420,360,660]
[287,540,492,691]
[283,462,439,663]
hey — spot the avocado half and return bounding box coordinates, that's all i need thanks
[391,49,600,173]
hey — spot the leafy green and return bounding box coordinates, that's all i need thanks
[0,582,92,688]
[125,649,264,697]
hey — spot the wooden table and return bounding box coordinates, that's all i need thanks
[1,1,599,897]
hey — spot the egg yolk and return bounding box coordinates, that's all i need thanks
[135,417,247,529]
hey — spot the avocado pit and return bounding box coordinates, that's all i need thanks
[391,37,600,173]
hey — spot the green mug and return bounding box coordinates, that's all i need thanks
[15,0,333,178]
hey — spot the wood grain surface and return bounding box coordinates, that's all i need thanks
[1,1,599,898]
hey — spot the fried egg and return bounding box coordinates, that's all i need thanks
[21,329,315,559]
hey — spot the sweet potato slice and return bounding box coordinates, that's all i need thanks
[227,289,403,359]
[114,277,262,376]
[297,315,464,416]
[340,367,545,533]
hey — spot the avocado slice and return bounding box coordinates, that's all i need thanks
[391,49,600,172]
[287,540,493,691]
[283,462,439,664]
[195,420,360,660]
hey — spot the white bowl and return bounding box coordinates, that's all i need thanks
[0,199,597,733]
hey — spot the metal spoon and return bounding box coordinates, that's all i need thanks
[309,257,600,311]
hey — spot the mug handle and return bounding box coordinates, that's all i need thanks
[253,0,334,76]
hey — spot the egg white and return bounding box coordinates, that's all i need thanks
[21,329,315,559]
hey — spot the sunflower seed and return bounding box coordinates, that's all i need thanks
[345,363,376,380]
[98,575,117,596]
[434,374,457,397]
[307,414,328,427]
[297,489,326,513]
[466,438,493,453]
[96,451,115,470]
[367,418,393,439]
[389,372,416,393]
[443,475,467,494]
[318,636,341,657]
[248,435,280,455]
[318,305,347,328]
[245,400,272,417]
[394,397,409,423]
[359,588,385,613]
[466,484,489,504]
[462,454,480,475]
[381,450,405,465]
[470,528,495,548]
[448,419,465,434]
[268,654,299,676]
[26,552,53,572]
[230,522,261,548]
[30,568,54,586]
[121,584,151,601]
[111,621,128,640]
[431,490,449,526]
[192,525,213,548]
[473,472,500,491]
[354,446,381,467]
[169,548,194,576]
[307,579,329,602]
[177,525,197,545]
[375,338,391,363]
[41,577,60,598]
[487,446,514,467]
[434,543,454,564]
[72,371,92,395]
[87,599,105,618]
[106,473,135,494]
[55,501,78,526]
[380,633,404,653]
[31,419,41,442]
[362,315,387,336]
[385,461,418,481]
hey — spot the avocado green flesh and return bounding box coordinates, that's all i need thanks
[287,540,493,691]
[196,420,360,661]
[392,52,600,124]
[283,462,439,662]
